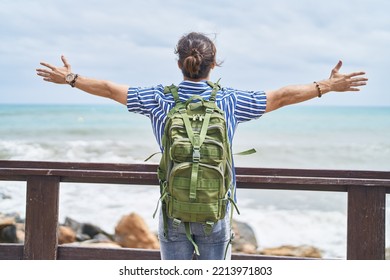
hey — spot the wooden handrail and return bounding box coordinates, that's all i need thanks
[1,160,389,190]
[0,160,389,260]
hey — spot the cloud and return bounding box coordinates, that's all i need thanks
[0,0,388,105]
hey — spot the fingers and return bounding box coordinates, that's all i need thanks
[345,76,368,91]
[348,74,368,89]
[346,71,366,78]
[36,69,53,82]
[351,80,368,88]
[39,61,56,70]
[36,68,51,74]
[334,60,342,71]
[35,62,56,77]
[36,66,53,76]
[61,55,71,70]
[349,88,361,92]
[39,55,70,71]
[330,60,343,77]
[351,76,368,83]
[36,68,50,79]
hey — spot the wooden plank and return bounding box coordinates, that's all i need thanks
[3,167,389,184]
[231,253,319,260]
[347,186,386,260]
[57,246,161,260]
[0,243,324,261]
[56,246,314,260]
[0,244,24,260]
[0,160,158,172]
[236,166,390,180]
[1,160,390,180]
[1,168,389,192]
[23,176,60,260]
[0,168,158,184]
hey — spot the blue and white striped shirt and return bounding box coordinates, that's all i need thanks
[127,80,267,150]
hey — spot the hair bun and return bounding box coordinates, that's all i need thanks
[175,32,219,79]
[190,48,202,58]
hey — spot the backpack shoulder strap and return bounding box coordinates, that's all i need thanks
[206,78,222,102]
[164,84,180,104]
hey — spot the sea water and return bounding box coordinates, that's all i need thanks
[0,104,389,258]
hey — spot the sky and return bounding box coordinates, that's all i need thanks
[0,0,389,106]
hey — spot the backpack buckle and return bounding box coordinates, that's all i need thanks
[172,218,181,229]
[193,148,200,162]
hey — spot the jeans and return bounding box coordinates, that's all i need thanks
[158,210,232,260]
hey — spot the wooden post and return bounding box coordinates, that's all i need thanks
[347,186,386,260]
[23,176,60,260]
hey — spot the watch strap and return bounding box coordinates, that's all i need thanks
[69,74,79,87]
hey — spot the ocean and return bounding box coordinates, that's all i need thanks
[0,104,389,258]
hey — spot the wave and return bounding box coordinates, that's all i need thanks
[2,138,389,172]
[0,139,160,163]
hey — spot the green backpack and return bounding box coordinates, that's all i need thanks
[154,80,239,256]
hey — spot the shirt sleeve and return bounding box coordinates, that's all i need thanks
[126,85,164,117]
[234,89,267,123]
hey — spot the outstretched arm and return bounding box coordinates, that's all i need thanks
[36,56,128,105]
[265,61,368,113]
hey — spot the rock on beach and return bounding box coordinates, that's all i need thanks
[114,212,160,249]
[0,213,25,243]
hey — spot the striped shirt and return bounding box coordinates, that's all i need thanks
[127,80,267,150]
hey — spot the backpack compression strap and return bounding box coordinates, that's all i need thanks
[180,106,212,202]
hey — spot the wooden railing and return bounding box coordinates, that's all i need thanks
[0,160,389,260]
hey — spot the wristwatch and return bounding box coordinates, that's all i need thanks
[65,73,79,87]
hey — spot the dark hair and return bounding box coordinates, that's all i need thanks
[175,32,220,80]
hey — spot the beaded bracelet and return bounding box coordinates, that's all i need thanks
[313,81,322,98]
